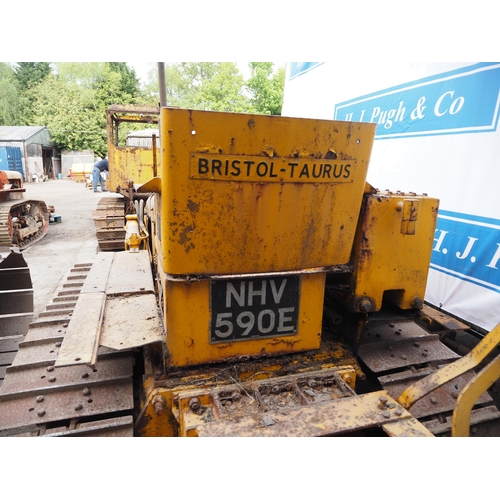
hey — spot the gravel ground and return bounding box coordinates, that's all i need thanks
[21,179,120,318]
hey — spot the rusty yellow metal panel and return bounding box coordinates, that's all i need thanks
[108,148,156,192]
[164,273,325,368]
[160,108,376,276]
[347,191,439,312]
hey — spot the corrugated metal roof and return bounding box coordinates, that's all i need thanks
[0,126,49,142]
[126,129,160,148]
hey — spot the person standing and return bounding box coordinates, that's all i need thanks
[92,157,109,192]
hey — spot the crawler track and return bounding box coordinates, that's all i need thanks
[0,261,135,437]
[0,200,49,249]
[92,197,126,251]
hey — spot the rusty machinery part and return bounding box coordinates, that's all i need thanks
[0,254,499,436]
[0,260,135,437]
[0,200,49,249]
[92,197,127,251]
[0,249,34,386]
[136,310,500,437]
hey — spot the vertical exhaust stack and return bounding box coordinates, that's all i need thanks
[158,62,167,108]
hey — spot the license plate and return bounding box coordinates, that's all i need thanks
[210,275,300,343]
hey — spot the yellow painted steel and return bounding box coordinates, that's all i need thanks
[109,148,156,192]
[346,191,439,312]
[163,272,325,367]
[382,418,435,437]
[451,352,500,436]
[106,105,160,192]
[398,322,500,409]
[151,108,376,368]
[159,108,376,276]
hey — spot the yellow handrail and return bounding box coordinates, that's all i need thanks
[397,323,500,411]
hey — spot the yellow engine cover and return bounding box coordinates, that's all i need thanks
[156,108,376,367]
[160,108,376,276]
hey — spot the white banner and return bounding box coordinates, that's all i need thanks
[283,62,500,332]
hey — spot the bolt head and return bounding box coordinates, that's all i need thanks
[82,388,91,396]
[37,410,46,417]
[189,397,201,412]
[359,299,373,313]
[36,396,44,403]
[74,404,83,411]
[46,366,55,372]
[48,376,56,382]
[411,297,423,309]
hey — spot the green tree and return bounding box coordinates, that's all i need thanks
[144,62,252,112]
[30,62,142,154]
[55,62,139,107]
[108,62,140,99]
[246,62,285,115]
[14,62,51,90]
[0,63,22,125]
[28,74,106,155]
[193,63,252,112]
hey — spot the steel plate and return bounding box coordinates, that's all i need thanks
[358,335,460,373]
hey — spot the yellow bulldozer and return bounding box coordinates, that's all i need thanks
[1,81,499,437]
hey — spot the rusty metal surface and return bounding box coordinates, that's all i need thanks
[194,391,412,437]
[172,368,420,436]
[0,260,135,436]
[380,368,493,419]
[105,250,154,295]
[80,252,114,294]
[360,320,431,344]
[1,356,133,396]
[55,292,106,367]
[42,415,134,437]
[0,379,132,431]
[358,334,459,373]
[382,417,434,437]
[100,293,163,350]
[57,250,159,367]
[0,249,33,337]
[423,406,500,436]
[0,336,23,387]
[92,197,126,252]
[11,338,63,367]
[420,304,470,332]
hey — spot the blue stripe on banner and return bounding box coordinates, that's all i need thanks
[289,62,324,80]
[431,211,500,294]
[334,63,500,139]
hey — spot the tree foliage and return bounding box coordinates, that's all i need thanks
[14,62,51,90]
[246,62,285,115]
[0,61,285,155]
[143,62,284,115]
[0,63,22,125]
[27,74,106,154]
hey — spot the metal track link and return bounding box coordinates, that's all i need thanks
[0,200,49,249]
[92,197,126,251]
[0,261,135,437]
[357,317,500,435]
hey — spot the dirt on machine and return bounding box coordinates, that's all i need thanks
[1,102,500,437]
[0,170,53,250]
